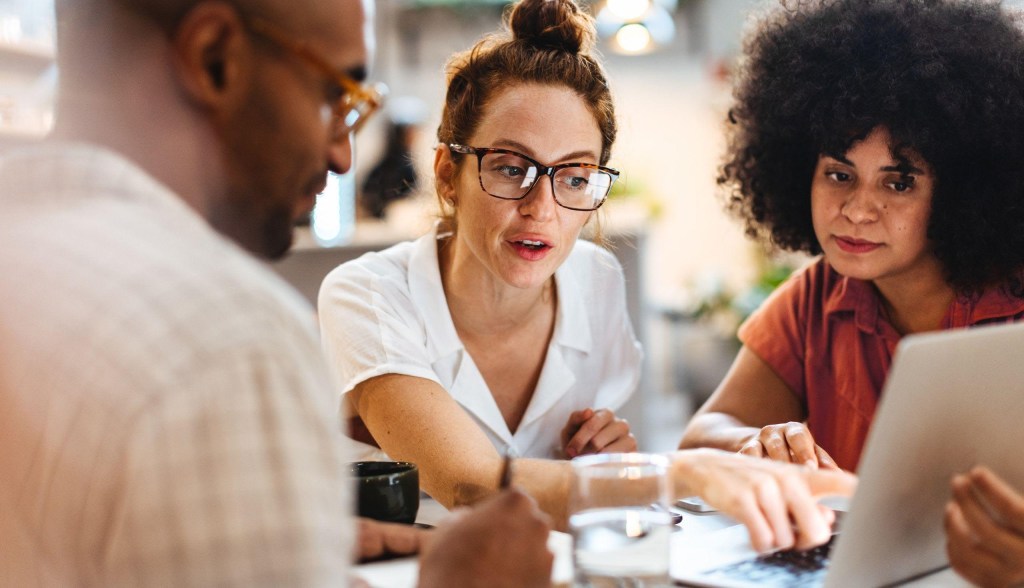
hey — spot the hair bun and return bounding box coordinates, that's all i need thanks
[507,0,596,54]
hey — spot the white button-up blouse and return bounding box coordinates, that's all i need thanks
[318,226,643,459]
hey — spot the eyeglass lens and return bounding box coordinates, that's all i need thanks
[479,151,612,210]
[334,83,386,137]
[330,98,369,138]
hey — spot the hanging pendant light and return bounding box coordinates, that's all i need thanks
[595,0,677,55]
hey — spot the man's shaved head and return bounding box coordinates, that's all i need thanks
[109,0,200,31]
[56,0,253,44]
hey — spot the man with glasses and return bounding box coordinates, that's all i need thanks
[0,0,553,585]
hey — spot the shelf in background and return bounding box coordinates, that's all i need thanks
[0,40,54,69]
[0,123,44,135]
[0,125,46,139]
[0,37,56,146]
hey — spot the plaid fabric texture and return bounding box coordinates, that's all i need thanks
[0,144,353,587]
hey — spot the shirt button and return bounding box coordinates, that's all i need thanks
[506,447,519,458]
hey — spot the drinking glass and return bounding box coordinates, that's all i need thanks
[569,453,673,587]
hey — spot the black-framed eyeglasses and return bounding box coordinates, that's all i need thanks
[246,17,387,137]
[448,144,619,211]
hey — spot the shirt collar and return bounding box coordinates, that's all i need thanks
[552,248,593,353]
[944,283,1024,326]
[407,225,463,361]
[824,272,882,334]
[823,264,1024,331]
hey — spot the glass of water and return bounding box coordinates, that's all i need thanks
[569,453,673,587]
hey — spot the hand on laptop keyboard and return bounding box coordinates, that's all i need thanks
[671,449,857,553]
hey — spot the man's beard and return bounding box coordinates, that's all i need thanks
[208,192,296,260]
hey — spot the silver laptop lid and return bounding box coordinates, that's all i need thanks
[825,321,1024,587]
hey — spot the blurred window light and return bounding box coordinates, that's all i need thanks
[312,171,356,246]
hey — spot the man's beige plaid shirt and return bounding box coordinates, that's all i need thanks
[0,144,352,587]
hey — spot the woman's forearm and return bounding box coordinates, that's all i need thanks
[431,455,573,531]
[678,412,760,452]
[511,459,573,531]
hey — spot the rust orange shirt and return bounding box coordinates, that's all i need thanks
[738,259,1024,471]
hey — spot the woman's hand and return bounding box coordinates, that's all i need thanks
[680,347,824,470]
[945,466,1024,587]
[561,408,637,458]
[671,448,857,553]
[739,421,839,470]
[356,518,430,562]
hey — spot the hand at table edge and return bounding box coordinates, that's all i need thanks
[356,518,432,563]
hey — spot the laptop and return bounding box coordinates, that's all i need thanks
[672,320,1024,587]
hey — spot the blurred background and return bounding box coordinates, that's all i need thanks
[3,0,959,449]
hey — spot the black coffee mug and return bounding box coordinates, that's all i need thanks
[351,461,419,524]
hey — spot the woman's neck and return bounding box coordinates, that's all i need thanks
[873,266,956,336]
[438,236,555,338]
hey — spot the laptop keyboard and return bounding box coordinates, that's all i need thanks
[698,535,837,587]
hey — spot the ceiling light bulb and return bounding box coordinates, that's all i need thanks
[615,23,652,54]
[607,0,650,21]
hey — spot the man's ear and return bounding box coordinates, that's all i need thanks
[168,2,250,110]
[434,144,458,205]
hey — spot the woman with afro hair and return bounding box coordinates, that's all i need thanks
[679,1,1024,583]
